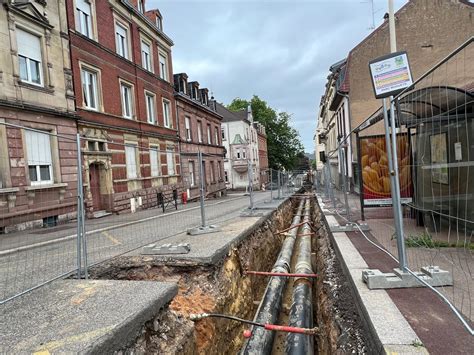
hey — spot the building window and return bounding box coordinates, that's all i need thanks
[167,147,175,175]
[25,130,53,185]
[145,92,156,124]
[221,127,226,141]
[81,68,99,110]
[224,170,228,183]
[162,99,171,128]
[156,16,163,31]
[115,22,129,59]
[185,116,191,141]
[17,29,42,86]
[243,149,246,159]
[159,53,168,81]
[149,147,159,177]
[125,144,138,179]
[141,40,152,71]
[236,148,241,159]
[217,161,222,180]
[210,161,215,182]
[120,82,133,119]
[189,161,195,186]
[138,0,144,13]
[197,121,202,143]
[207,124,211,144]
[76,0,93,38]
[215,127,219,145]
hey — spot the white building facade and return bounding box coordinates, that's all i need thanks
[217,104,260,190]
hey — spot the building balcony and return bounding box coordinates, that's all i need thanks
[232,160,248,172]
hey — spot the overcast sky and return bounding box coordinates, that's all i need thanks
[149,0,407,152]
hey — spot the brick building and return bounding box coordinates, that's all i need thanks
[317,0,474,190]
[174,73,226,200]
[0,0,77,233]
[255,123,268,186]
[66,0,183,216]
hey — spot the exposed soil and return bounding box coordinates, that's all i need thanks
[90,199,295,354]
[313,203,372,354]
[91,194,373,354]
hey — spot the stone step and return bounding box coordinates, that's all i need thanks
[92,210,112,219]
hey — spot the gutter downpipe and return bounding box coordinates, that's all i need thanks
[241,199,306,354]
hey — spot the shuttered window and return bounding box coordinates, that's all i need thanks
[25,130,53,185]
[125,145,137,179]
[17,29,42,85]
[76,0,92,38]
[149,148,159,177]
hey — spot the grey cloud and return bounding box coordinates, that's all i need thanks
[150,0,407,151]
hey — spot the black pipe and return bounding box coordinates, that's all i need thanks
[241,199,306,355]
[286,199,314,355]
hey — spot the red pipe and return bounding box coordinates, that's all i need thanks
[264,324,318,335]
[244,271,317,278]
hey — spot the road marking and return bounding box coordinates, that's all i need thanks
[0,194,271,257]
[34,326,115,352]
[101,231,122,246]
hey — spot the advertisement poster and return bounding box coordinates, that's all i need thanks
[369,52,413,99]
[430,133,449,184]
[360,134,413,206]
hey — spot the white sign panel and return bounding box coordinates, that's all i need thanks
[369,51,413,99]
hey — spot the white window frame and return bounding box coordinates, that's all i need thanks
[149,146,160,177]
[189,161,195,187]
[16,28,43,86]
[25,130,53,186]
[145,91,156,124]
[141,38,153,72]
[236,148,241,159]
[156,16,163,31]
[185,116,191,141]
[166,147,175,176]
[115,22,129,59]
[214,127,219,145]
[243,149,246,159]
[120,81,134,119]
[138,0,145,13]
[159,52,169,81]
[162,99,171,128]
[221,127,226,141]
[75,0,93,38]
[81,67,99,110]
[207,125,211,144]
[197,121,203,143]
[125,144,138,179]
[217,161,222,179]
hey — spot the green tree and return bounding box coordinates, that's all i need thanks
[228,96,304,170]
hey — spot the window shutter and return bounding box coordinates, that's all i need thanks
[17,29,41,62]
[76,0,91,15]
[25,130,52,165]
[125,145,137,178]
[150,149,158,176]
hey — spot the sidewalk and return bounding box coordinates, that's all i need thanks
[0,193,258,253]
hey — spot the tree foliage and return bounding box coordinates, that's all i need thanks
[228,96,304,170]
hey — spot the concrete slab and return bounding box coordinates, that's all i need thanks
[1,279,178,354]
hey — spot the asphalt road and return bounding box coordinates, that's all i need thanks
[1,191,275,303]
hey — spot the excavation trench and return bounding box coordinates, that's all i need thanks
[88,193,372,354]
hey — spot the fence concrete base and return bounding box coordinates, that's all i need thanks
[142,243,191,255]
[363,266,453,289]
[187,225,220,235]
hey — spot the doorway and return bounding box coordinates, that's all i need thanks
[89,163,102,211]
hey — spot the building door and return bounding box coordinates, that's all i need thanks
[89,163,102,211]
